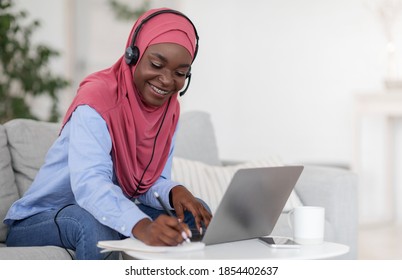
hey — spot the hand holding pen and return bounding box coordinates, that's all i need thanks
[153,191,191,243]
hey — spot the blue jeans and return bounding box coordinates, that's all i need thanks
[6,200,209,260]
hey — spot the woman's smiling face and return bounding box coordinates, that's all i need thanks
[133,43,192,107]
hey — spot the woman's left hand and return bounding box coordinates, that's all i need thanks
[170,185,212,234]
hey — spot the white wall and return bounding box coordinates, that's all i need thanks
[13,0,402,224]
[179,0,395,162]
[178,0,402,225]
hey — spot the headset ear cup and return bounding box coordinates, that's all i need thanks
[125,46,140,65]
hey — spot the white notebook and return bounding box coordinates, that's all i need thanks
[97,238,205,253]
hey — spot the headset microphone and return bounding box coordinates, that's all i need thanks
[180,72,192,97]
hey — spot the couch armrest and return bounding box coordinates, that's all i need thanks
[294,165,358,259]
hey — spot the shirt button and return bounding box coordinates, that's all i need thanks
[121,226,126,231]
[102,216,107,221]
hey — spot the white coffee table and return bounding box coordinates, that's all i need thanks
[123,238,349,260]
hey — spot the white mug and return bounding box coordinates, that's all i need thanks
[288,206,325,245]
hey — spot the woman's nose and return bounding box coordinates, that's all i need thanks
[158,69,174,86]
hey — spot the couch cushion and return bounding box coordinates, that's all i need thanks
[171,157,303,214]
[0,125,19,243]
[4,119,60,196]
[174,111,221,166]
[0,246,74,260]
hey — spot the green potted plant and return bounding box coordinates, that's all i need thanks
[0,0,69,124]
[108,0,150,21]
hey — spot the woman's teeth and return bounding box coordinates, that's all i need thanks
[150,84,169,95]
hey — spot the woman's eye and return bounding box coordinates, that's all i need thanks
[176,71,186,77]
[151,62,162,69]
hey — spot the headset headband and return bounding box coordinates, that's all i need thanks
[125,9,199,66]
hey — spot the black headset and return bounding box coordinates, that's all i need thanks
[124,9,199,96]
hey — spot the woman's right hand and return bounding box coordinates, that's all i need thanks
[131,216,191,246]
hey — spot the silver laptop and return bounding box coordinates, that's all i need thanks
[193,165,304,245]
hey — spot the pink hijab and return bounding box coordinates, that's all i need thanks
[62,8,197,197]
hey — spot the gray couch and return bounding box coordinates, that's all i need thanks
[0,111,358,259]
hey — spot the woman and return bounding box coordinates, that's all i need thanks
[4,8,212,260]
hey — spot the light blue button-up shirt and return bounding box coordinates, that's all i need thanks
[4,105,180,237]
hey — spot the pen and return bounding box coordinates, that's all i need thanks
[153,191,191,243]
